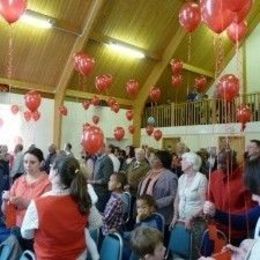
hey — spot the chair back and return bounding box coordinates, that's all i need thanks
[122,192,132,223]
[167,222,192,259]
[151,212,165,234]
[100,232,123,260]
[19,250,36,260]
[0,244,12,260]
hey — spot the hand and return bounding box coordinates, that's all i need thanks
[2,191,10,201]
[184,218,192,230]
[170,216,178,228]
[203,201,216,217]
[10,196,29,209]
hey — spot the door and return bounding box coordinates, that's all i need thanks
[162,137,181,153]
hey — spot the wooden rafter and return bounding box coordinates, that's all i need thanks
[132,27,187,146]
[53,0,104,147]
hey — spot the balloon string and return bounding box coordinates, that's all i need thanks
[187,33,192,96]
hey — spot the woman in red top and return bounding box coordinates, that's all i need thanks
[21,155,98,260]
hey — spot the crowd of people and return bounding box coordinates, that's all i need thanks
[0,139,259,260]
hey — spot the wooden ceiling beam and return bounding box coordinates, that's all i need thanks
[183,62,214,78]
[53,0,104,148]
[65,89,132,106]
[132,27,187,146]
[0,77,54,94]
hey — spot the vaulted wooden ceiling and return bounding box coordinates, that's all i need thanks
[0,0,259,105]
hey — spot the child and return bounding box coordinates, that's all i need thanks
[130,226,166,260]
[136,195,163,232]
[102,172,127,235]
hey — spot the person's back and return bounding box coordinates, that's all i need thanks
[34,195,87,259]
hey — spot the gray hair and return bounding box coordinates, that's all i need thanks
[182,152,202,172]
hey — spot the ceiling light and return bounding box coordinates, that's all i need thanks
[107,42,145,59]
[20,13,52,29]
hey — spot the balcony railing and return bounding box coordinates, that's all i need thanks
[142,92,260,127]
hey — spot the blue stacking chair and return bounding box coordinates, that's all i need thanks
[100,232,123,260]
[166,222,192,260]
[19,250,36,260]
[122,192,132,224]
[151,212,165,234]
[0,244,12,260]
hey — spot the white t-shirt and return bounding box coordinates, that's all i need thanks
[178,172,208,220]
[108,153,120,173]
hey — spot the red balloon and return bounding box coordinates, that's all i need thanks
[227,21,248,43]
[23,110,31,122]
[59,106,68,116]
[82,122,90,132]
[126,110,134,121]
[32,110,41,121]
[114,127,125,141]
[236,104,252,131]
[91,96,100,106]
[225,0,250,12]
[170,59,183,74]
[154,129,162,141]
[195,75,207,92]
[179,2,201,32]
[217,74,240,102]
[24,90,42,113]
[73,52,95,76]
[111,102,120,113]
[200,0,234,33]
[11,104,19,114]
[171,74,183,88]
[128,125,135,134]
[149,87,161,103]
[0,118,4,128]
[107,97,116,107]
[82,100,90,110]
[81,125,104,155]
[0,0,27,24]
[95,74,113,92]
[92,115,100,125]
[146,125,154,136]
[234,0,252,23]
[126,80,139,97]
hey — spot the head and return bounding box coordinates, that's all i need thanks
[106,144,115,155]
[181,152,202,173]
[197,149,209,162]
[136,195,156,220]
[130,227,165,260]
[135,148,145,162]
[48,144,57,154]
[245,158,260,205]
[1,145,8,154]
[64,143,72,152]
[217,149,237,174]
[176,142,187,156]
[14,144,23,154]
[246,140,260,160]
[97,144,106,156]
[24,148,44,175]
[171,152,179,168]
[126,145,135,158]
[114,147,120,157]
[49,155,91,214]
[150,150,172,170]
[108,172,127,192]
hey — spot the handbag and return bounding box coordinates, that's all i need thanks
[88,205,103,230]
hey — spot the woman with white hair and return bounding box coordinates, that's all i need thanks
[171,152,208,259]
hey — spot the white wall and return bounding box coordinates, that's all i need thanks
[140,122,260,152]
[207,24,260,97]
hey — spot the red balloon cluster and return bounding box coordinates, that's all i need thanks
[126,110,134,121]
[73,52,95,76]
[59,105,68,116]
[92,115,100,125]
[95,74,113,92]
[91,96,100,106]
[107,97,116,107]
[149,87,161,103]
[11,105,19,115]
[179,2,201,32]
[23,110,41,122]
[82,100,90,110]
[114,127,125,141]
[128,125,135,134]
[217,74,240,102]
[170,59,183,89]
[146,125,154,136]
[0,0,27,24]
[111,102,120,113]
[236,104,252,131]
[126,80,139,98]
[81,125,104,155]
[153,129,162,141]
[227,21,248,43]
[24,90,42,113]
[195,75,207,93]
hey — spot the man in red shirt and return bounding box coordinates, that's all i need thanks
[203,149,257,246]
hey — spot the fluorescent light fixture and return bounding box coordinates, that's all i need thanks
[107,42,145,59]
[20,13,52,29]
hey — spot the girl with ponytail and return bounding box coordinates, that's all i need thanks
[21,155,99,260]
